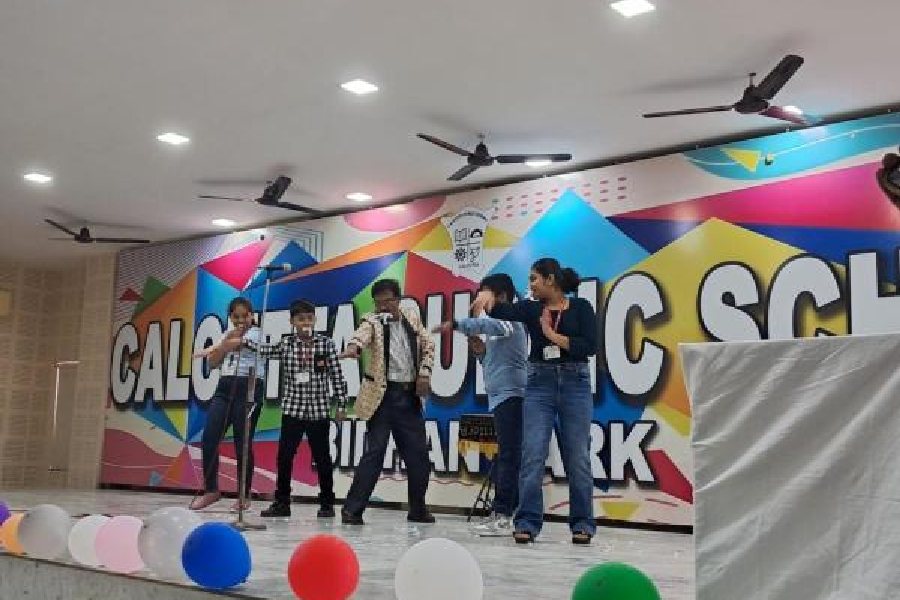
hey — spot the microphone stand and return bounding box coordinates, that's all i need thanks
[232,268,278,532]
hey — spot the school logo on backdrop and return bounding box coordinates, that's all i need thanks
[444,208,488,277]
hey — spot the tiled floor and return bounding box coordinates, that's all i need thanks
[0,490,694,599]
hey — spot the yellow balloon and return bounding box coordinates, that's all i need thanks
[0,513,25,554]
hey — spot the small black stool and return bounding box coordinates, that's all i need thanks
[458,413,498,522]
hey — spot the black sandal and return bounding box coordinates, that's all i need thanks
[572,531,593,545]
[513,530,535,544]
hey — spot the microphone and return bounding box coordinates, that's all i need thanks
[258,262,292,272]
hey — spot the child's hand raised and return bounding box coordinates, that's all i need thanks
[220,337,243,352]
[431,321,454,334]
[225,326,245,340]
[470,290,495,315]
[192,346,216,359]
[338,344,360,359]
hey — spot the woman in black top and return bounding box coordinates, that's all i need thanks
[472,258,598,544]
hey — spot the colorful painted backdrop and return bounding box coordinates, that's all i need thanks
[103,113,900,526]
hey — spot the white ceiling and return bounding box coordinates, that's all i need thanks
[1,0,898,266]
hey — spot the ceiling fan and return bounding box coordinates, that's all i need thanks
[197,175,320,215]
[45,219,151,244]
[643,54,817,126]
[417,133,572,181]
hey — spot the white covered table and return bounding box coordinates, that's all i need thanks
[682,333,900,600]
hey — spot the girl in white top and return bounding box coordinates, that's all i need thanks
[190,296,265,511]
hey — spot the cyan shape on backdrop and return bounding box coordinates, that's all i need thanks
[486,190,649,447]
[195,267,239,328]
[685,112,900,180]
[489,189,648,295]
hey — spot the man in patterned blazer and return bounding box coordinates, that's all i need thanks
[339,278,437,525]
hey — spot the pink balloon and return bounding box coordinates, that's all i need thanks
[95,516,145,573]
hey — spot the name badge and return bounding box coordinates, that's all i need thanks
[297,372,311,384]
[543,345,561,360]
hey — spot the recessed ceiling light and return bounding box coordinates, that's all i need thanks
[610,0,656,18]
[346,192,373,202]
[24,172,53,184]
[156,132,190,145]
[340,79,379,95]
[212,218,236,228]
[783,105,804,115]
[525,159,552,169]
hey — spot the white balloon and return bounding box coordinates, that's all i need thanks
[68,515,110,567]
[395,538,483,600]
[18,504,73,560]
[138,507,202,579]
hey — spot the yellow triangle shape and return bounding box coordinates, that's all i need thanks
[164,406,188,440]
[651,402,691,437]
[601,501,641,521]
[483,225,518,249]
[413,223,452,252]
[722,148,762,172]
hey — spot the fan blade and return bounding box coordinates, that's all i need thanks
[44,218,77,237]
[760,105,818,126]
[495,153,572,164]
[417,134,471,157]
[197,195,248,202]
[196,178,270,186]
[643,105,734,118]
[45,208,147,231]
[92,237,151,244]
[448,164,480,181]
[755,55,804,100]
[272,201,321,215]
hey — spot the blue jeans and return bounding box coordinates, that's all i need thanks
[515,362,595,536]
[491,396,523,516]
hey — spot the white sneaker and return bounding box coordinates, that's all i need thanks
[473,514,514,537]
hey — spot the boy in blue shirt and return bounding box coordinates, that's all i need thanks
[435,273,527,534]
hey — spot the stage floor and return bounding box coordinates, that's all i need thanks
[1,490,694,599]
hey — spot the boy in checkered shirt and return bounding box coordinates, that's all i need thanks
[241,299,348,518]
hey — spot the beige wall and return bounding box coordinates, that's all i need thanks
[0,254,115,490]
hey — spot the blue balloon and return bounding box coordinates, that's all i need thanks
[181,523,251,589]
[0,501,9,526]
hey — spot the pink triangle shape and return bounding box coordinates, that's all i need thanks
[201,240,271,290]
[617,162,900,232]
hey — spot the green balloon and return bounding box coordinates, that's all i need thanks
[571,562,661,600]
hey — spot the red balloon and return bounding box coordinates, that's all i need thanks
[288,534,360,600]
